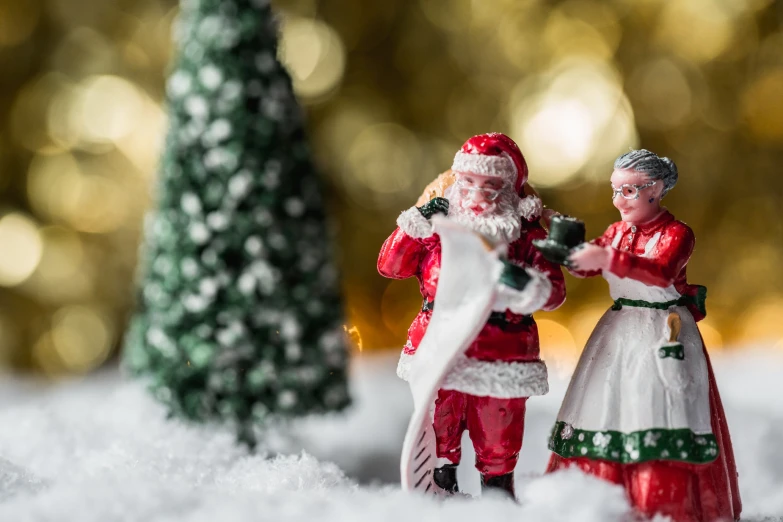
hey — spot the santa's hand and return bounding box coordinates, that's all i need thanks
[417,197,449,219]
[568,243,611,271]
[494,263,552,315]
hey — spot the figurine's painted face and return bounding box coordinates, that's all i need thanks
[610,168,664,223]
[453,172,505,215]
[448,171,522,244]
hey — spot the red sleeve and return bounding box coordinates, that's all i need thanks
[377,227,427,280]
[608,222,694,287]
[516,222,566,311]
[568,222,622,279]
[593,222,621,248]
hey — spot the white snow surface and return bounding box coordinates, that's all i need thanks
[0,348,782,521]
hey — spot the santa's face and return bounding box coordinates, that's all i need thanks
[610,168,663,224]
[453,172,505,215]
[448,171,522,244]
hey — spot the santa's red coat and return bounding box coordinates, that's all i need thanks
[378,207,566,398]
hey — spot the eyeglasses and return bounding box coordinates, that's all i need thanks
[611,180,656,200]
[456,179,503,201]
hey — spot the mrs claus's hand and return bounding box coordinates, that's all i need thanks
[568,244,611,272]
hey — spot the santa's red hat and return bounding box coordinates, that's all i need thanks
[451,133,529,195]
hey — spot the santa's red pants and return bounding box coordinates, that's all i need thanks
[547,455,728,522]
[433,389,527,477]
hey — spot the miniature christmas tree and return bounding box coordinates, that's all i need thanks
[124,0,350,444]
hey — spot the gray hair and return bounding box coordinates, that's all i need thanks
[614,149,678,198]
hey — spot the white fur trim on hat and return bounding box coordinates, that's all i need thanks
[396,351,549,398]
[518,195,543,222]
[493,266,552,315]
[452,151,517,184]
[397,206,433,238]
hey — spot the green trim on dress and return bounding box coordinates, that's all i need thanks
[548,421,719,464]
[610,285,707,317]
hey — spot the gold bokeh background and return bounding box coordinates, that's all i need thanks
[0,0,782,375]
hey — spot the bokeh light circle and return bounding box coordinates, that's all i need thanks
[279,16,346,102]
[510,59,638,187]
[0,213,43,287]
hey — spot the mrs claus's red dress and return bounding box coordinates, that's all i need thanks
[547,210,741,522]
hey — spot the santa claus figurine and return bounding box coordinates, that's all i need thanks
[378,133,566,497]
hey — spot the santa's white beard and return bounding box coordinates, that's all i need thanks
[446,189,523,245]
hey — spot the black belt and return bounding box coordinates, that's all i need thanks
[422,300,532,326]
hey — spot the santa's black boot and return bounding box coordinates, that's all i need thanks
[481,472,515,500]
[433,464,459,494]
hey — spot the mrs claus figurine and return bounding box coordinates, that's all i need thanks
[378,133,565,498]
[545,150,741,522]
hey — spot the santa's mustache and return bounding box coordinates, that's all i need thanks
[445,188,523,244]
[459,196,497,214]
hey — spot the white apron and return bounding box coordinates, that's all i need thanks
[550,233,718,465]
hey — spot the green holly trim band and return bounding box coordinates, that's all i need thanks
[659,343,685,360]
[548,421,719,464]
[611,285,707,317]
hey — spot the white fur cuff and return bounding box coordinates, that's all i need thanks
[518,195,542,221]
[397,206,433,239]
[397,351,549,398]
[494,267,552,315]
[452,151,516,182]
